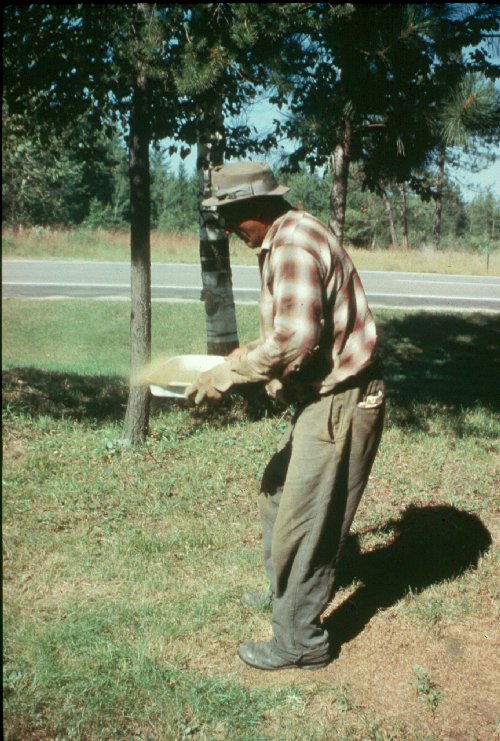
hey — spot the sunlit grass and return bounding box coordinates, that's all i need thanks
[3,299,499,739]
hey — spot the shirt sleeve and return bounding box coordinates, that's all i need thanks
[230,244,325,383]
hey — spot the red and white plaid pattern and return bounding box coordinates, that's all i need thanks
[238,210,378,394]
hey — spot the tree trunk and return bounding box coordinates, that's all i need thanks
[197,116,239,356]
[381,187,399,250]
[433,146,446,251]
[398,182,410,251]
[328,116,352,247]
[124,58,151,445]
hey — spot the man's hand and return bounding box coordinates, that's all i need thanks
[265,378,289,405]
[185,362,233,406]
[185,370,223,405]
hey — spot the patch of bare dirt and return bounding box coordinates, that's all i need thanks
[193,524,498,740]
[217,599,498,739]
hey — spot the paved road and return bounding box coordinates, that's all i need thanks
[3,259,500,312]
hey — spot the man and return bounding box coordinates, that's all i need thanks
[186,162,385,671]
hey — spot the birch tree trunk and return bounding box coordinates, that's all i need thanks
[328,117,352,248]
[124,6,151,445]
[197,122,239,356]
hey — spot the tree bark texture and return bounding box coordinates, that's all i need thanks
[197,123,239,356]
[124,62,151,445]
[328,117,352,247]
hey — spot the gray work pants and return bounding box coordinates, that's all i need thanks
[259,378,385,662]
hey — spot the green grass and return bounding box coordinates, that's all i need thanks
[3,225,499,274]
[2,301,221,377]
[3,300,499,739]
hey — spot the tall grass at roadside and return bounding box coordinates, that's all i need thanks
[3,299,499,739]
[3,226,499,274]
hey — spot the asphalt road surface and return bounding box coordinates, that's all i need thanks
[3,259,500,312]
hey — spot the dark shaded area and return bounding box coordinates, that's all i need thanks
[2,312,499,428]
[1,367,282,427]
[376,311,500,428]
[1,367,276,433]
[2,368,128,423]
[326,505,492,657]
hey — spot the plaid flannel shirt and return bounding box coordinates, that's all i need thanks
[231,210,378,396]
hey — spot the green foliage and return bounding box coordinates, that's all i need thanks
[440,75,499,149]
[274,2,499,238]
[3,129,498,252]
[468,190,500,243]
[279,166,498,252]
[2,130,82,227]
[2,3,499,255]
[3,5,188,143]
[282,5,445,176]
[151,155,199,234]
[83,198,127,231]
[413,665,444,713]
[82,150,130,230]
[344,171,390,248]
[279,170,331,223]
[2,104,128,229]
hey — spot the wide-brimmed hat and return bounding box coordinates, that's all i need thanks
[202,162,289,208]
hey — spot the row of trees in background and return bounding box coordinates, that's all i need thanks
[4,5,499,248]
[3,133,498,253]
[4,3,499,443]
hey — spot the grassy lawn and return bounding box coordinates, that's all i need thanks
[2,300,499,740]
[3,226,499,275]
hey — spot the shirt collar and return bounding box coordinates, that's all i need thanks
[260,211,291,253]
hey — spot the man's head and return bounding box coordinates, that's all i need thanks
[202,162,291,249]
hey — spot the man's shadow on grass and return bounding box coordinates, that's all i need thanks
[324,504,492,657]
